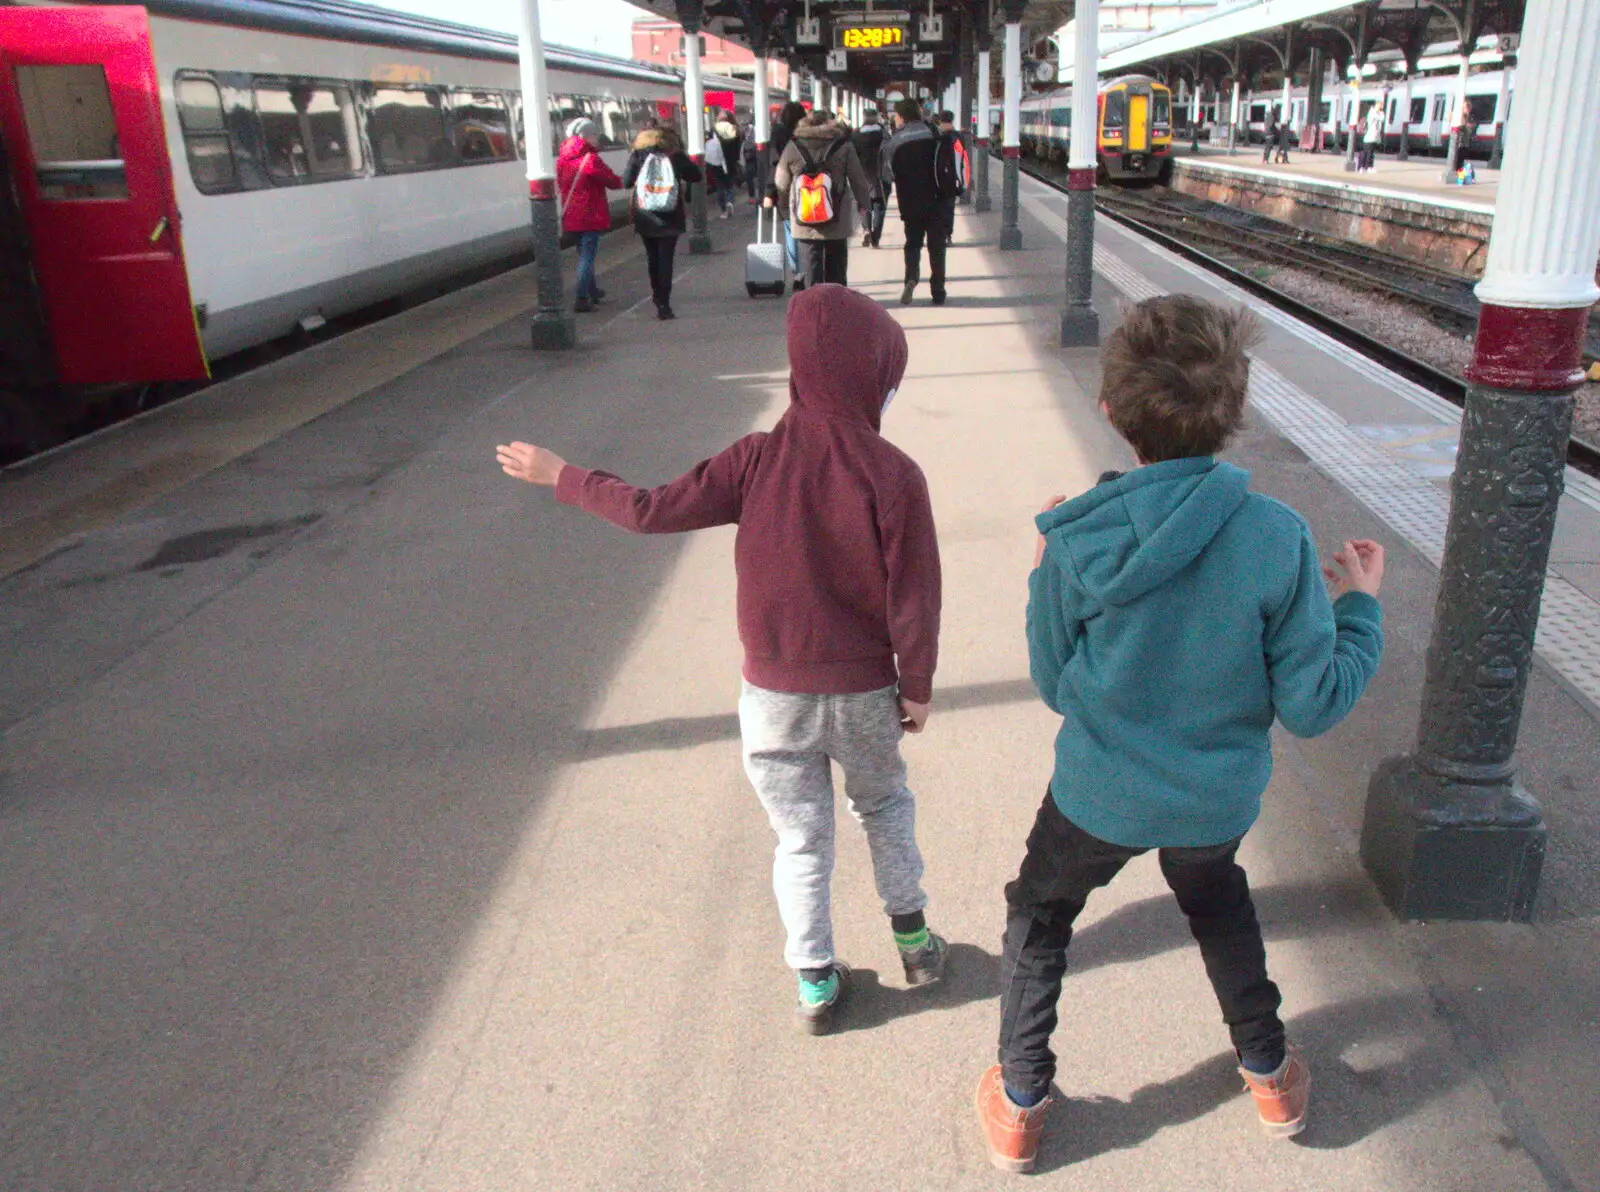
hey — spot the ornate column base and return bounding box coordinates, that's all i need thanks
[1397,125,1409,161]
[1361,756,1545,921]
[1488,124,1505,170]
[1441,131,1461,183]
[528,192,576,351]
[975,140,992,212]
[999,149,1022,250]
[689,161,712,255]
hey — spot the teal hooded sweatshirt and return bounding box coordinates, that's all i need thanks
[1028,457,1384,848]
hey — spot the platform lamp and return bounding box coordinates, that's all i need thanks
[514,0,575,349]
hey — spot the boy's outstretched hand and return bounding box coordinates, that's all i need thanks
[900,698,931,734]
[1324,539,1385,598]
[1034,495,1068,567]
[497,441,567,486]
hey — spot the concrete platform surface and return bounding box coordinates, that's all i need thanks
[1177,145,1498,212]
[1,194,1596,1192]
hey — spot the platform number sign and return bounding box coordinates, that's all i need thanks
[826,49,847,72]
[912,51,935,71]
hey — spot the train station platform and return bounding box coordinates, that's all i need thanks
[2,184,1598,1191]
[1168,147,1496,275]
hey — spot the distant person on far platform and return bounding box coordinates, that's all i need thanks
[1274,111,1292,164]
[1362,106,1383,172]
[556,118,623,314]
[741,118,760,203]
[770,111,872,288]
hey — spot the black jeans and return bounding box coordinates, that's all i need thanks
[866,193,887,245]
[643,235,678,307]
[797,237,849,286]
[997,789,1285,1099]
[902,207,951,297]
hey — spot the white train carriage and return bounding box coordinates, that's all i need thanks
[0,0,753,406]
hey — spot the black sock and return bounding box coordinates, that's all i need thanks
[889,910,926,934]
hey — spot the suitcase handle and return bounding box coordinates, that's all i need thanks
[757,204,780,245]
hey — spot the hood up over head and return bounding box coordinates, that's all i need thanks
[1036,458,1251,607]
[786,283,907,431]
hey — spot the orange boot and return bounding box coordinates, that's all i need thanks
[975,1064,1051,1173]
[1239,1048,1310,1138]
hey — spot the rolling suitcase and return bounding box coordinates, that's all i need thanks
[745,206,788,297]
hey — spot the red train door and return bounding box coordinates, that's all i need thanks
[0,5,207,385]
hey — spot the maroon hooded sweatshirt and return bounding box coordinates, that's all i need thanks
[554,283,941,703]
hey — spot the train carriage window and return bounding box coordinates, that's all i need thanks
[255,81,361,182]
[14,64,127,199]
[1409,97,1426,123]
[1102,90,1126,130]
[1153,93,1170,127]
[1431,95,1447,122]
[175,76,239,193]
[450,89,513,162]
[1318,101,1331,123]
[1466,94,1496,125]
[371,86,450,172]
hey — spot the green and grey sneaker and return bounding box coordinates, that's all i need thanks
[899,930,949,988]
[795,962,851,1035]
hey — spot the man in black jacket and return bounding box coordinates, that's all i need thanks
[882,98,957,306]
[852,109,888,248]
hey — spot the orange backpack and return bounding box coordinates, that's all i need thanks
[791,139,845,226]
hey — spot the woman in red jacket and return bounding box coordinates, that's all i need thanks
[556,119,623,313]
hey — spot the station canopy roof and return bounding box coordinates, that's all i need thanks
[625,1,1080,94]
[1076,0,1524,89]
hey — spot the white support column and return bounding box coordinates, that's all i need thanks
[683,28,712,253]
[811,74,823,109]
[1360,0,1600,923]
[1344,69,1361,168]
[952,74,964,127]
[514,0,573,347]
[1280,72,1292,137]
[1228,77,1241,154]
[975,47,992,211]
[1489,63,1512,168]
[753,54,771,190]
[1442,49,1471,181]
[1060,0,1100,345]
[999,18,1023,249]
[1397,71,1413,159]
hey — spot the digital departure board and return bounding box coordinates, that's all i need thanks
[836,24,907,50]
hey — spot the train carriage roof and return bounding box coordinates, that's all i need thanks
[68,0,684,84]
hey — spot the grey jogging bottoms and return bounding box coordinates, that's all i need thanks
[738,681,929,971]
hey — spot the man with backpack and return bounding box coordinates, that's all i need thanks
[882,99,958,306]
[936,111,968,248]
[853,108,889,249]
[769,111,872,288]
[622,121,702,320]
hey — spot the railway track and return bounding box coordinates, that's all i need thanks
[1019,162,1600,477]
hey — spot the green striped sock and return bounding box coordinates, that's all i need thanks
[799,972,839,1006]
[894,926,931,952]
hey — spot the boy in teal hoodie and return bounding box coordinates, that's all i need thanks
[975,296,1385,1172]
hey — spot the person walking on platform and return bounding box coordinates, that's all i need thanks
[556,118,623,314]
[883,98,958,306]
[497,283,950,1035]
[975,295,1386,1173]
[936,111,969,248]
[770,111,872,288]
[770,101,807,285]
[1273,112,1292,164]
[741,117,760,204]
[712,108,744,217]
[1262,112,1278,164]
[621,120,701,321]
[853,108,888,249]
[1362,106,1383,172]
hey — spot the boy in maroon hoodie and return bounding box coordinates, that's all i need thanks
[496,283,946,1032]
